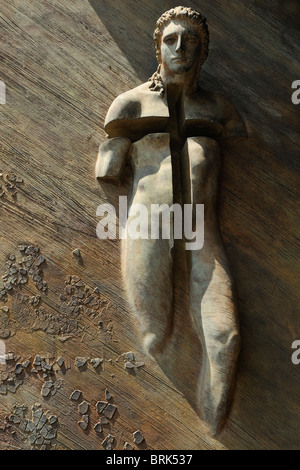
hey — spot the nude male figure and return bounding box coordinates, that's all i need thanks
[96,6,247,434]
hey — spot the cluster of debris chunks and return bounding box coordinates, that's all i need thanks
[29,274,112,337]
[0,350,145,398]
[0,305,11,339]
[101,430,145,450]
[0,245,80,337]
[0,354,33,395]
[60,275,107,321]
[70,387,117,434]
[11,292,78,337]
[0,353,63,396]
[75,356,103,370]
[0,244,47,301]
[0,172,23,199]
[69,387,144,450]
[0,244,113,338]
[3,403,58,450]
[74,351,145,373]
[0,350,146,449]
[117,351,145,371]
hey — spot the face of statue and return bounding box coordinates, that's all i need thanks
[160,19,202,77]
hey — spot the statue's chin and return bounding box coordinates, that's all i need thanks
[171,65,191,74]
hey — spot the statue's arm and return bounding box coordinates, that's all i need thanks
[95,136,132,184]
[95,91,139,183]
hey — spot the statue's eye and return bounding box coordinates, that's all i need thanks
[164,36,176,45]
[186,36,198,44]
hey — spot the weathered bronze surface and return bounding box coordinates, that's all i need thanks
[1,0,299,451]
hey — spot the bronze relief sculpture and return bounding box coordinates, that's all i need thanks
[96,6,247,436]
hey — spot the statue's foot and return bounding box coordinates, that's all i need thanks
[143,332,169,357]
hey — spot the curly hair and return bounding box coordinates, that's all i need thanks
[149,6,209,95]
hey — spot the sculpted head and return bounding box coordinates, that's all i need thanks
[153,6,209,87]
[149,7,209,93]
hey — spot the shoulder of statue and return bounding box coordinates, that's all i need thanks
[104,82,169,139]
[183,87,248,139]
[185,87,238,111]
[105,82,168,122]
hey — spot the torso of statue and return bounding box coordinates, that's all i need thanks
[97,81,246,209]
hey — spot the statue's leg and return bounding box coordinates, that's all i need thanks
[122,133,174,356]
[188,241,240,435]
[122,237,173,356]
[181,137,241,435]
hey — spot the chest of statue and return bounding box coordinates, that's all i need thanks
[103,82,247,142]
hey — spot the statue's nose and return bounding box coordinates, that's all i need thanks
[175,35,185,52]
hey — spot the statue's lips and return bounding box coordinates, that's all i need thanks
[171,57,190,64]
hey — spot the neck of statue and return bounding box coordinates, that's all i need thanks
[160,65,200,95]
